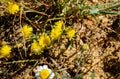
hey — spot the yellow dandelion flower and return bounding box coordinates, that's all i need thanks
[31,40,43,55]
[50,20,64,40]
[65,27,75,39]
[54,20,64,29]
[35,65,55,79]
[0,45,11,57]
[38,34,51,48]
[21,24,33,37]
[50,28,62,40]
[7,2,19,14]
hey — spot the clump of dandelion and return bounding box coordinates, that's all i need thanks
[38,34,51,49]
[21,24,33,37]
[0,45,11,57]
[50,21,64,40]
[35,65,55,79]
[7,2,19,14]
[65,26,75,39]
[31,34,51,55]
[31,40,43,55]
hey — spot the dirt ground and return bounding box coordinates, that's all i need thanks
[0,0,120,79]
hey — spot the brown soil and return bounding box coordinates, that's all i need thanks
[0,0,120,79]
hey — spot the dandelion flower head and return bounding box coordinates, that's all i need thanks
[0,45,11,57]
[50,21,64,40]
[7,2,19,14]
[35,65,55,79]
[54,20,64,29]
[65,27,75,39]
[21,24,33,37]
[38,34,51,49]
[50,28,62,40]
[31,40,43,55]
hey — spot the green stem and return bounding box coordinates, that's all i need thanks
[100,3,120,11]
[3,59,38,64]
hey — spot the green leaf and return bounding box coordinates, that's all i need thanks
[89,8,99,14]
[74,74,83,79]
[90,71,96,79]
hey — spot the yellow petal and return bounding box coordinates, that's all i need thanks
[31,40,43,55]
[38,34,51,48]
[66,27,75,39]
[21,24,33,37]
[7,2,19,14]
[0,45,11,57]
[40,69,50,79]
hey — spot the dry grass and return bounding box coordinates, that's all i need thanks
[0,0,120,79]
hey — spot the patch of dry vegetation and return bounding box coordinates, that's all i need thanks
[0,0,120,79]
